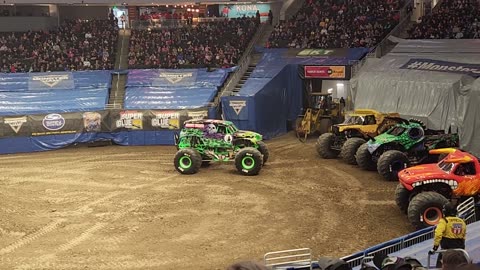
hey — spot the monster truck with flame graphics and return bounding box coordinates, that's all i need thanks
[173,120,268,176]
[395,148,480,229]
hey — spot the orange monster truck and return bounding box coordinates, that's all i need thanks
[395,148,480,229]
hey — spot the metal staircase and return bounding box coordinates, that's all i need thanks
[106,29,131,109]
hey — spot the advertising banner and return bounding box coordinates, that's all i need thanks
[400,58,480,78]
[304,66,346,79]
[0,108,210,138]
[28,72,75,90]
[219,4,271,22]
[154,69,198,86]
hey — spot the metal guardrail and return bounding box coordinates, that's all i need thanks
[218,23,267,98]
[367,0,414,59]
[131,19,188,30]
[341,197,477,269]
[264,248,313,270]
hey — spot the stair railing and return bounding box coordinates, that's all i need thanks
[218,23,267,99]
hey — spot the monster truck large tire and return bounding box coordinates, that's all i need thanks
[340,137,366,165]
[356,143,377,171]
[395,183,411,214]
[235,147,263,176]
[257,141,270,164]
[316,133,340,159]
[174,148,202,175]
[377,150,411,181]
[318,118,333,135]
[407,192,449,229]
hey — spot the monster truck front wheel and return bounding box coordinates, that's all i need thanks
[235,147,263,176]
[257,141,269,164]
[377,150,411,181]
[174,148,202,175]
[356,143,377,171]
[316,133,340,159]
[340,137,366,165]
[395,183,411,214]
[407,192,449,229]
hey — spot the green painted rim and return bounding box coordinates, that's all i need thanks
[179,156,192,169]
[242,156,255,170]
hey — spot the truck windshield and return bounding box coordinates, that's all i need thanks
[343,116,364,125]
[388,127,405,136]
[438,160,454,172]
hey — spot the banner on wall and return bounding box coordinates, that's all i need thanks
[155,70,198,86]
[28,72,75,90]
[219,4,271,22]
[0,109,210,138]
[399,58,480,77]
[304,66,346,79]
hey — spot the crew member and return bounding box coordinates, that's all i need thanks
[429,202,467,267]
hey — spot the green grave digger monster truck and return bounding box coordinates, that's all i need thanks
[355,119,459,181]
[316,109,402,164]
[173,120,268,176]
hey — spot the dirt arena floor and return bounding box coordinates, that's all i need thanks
[0,133,415,269]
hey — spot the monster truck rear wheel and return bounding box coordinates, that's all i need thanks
[377,150,411,181]
[395,183,411,214]
[407,192,449,229]
[257,141,269,164]
[174,148,202,175]
[340,137,366,165]
[356,143,377,171]
[235,147,263,176]
[316,133,340,159]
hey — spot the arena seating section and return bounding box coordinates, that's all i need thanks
[267,0,403,49]
[128,17,259,69]
[408,0,480,39]
[0,19,118,73]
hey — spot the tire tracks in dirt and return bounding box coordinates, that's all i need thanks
[9,176,177,269]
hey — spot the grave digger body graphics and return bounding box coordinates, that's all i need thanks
[395,148,480,229]
[173,119,269,176]
[355,119,460,181]
[316,109,402,164]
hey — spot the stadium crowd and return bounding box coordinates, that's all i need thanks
[127,17,259,69]
[408,0,480,39]
[266,0,403,49]
[0,19,118,73]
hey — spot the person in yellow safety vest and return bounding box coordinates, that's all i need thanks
[428,202,467,268]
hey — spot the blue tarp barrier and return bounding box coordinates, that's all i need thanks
[0,71,112,115]
[125,68,233,110]
[124,87,218,110]
[0,131,177,154]
[0,88,109,115]
[0,71,112,92]
[222,48,367,139]
[126,68,233,87]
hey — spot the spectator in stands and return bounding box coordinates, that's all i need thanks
[408,0,480,39]
[429,202,467,268]
[128,17,258,69]
[227,261,271,270]
[372,253,425,270]
[0,18,118,73]
[441,249,469,270]
[266,0,402,49]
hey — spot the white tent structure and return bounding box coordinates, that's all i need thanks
[350,38,480,156]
